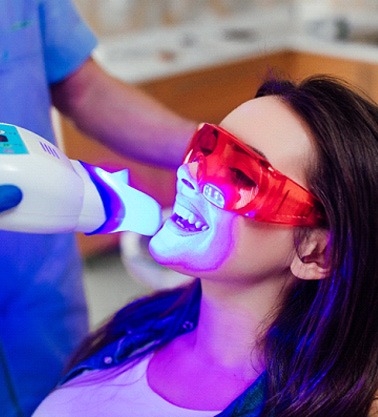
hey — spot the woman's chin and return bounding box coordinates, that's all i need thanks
[149,229,193,276]
[149,227,175,265]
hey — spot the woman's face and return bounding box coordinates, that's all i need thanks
[149,96,316,286]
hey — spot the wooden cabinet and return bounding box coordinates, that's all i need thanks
[138,52,291,122]
[60,49,378,257]
[285,51,378,102]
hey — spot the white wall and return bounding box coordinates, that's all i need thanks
[74,0,292,37]
[74,0,378,38]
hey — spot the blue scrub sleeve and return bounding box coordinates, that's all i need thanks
[40,0,98,84]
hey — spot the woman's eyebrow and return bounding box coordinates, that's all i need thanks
[240,142,267,159]
[222,124,268,159]
[250,145,267,159]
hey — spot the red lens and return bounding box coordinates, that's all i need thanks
[184,124,325,227]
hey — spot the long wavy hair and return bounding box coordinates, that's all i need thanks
[69,76,378,416]
[257,76,378,416]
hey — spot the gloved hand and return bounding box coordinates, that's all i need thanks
[0,185,22,212]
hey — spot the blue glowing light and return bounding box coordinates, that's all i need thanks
[81,162,162,236]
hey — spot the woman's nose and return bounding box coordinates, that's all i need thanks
[176,163,199,193]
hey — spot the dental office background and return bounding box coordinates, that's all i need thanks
[72,0,378,329]
[73,0,378,38]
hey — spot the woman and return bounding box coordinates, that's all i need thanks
[33,76,378,416]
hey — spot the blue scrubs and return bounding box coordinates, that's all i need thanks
[0,1,97,415]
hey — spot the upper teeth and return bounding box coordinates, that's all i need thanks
[173,203,209,231]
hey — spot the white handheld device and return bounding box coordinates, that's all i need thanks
[0,123,162,235]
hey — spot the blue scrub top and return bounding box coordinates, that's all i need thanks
[0,0,97,415]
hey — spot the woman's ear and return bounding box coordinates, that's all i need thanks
[290,229,331,280]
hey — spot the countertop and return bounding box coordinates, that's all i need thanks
[93,6,378,84]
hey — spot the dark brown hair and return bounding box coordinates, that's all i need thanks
[257,76,378,416]
[69,76,378,416]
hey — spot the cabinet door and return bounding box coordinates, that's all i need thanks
[138,52,291,123]
[287,51,378,102]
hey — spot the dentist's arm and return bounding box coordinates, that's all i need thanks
[51,58,196,169]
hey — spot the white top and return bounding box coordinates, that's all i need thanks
[32,354,221,417]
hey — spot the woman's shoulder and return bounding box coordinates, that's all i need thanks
[61,327,161,385]
[62,281,201,385]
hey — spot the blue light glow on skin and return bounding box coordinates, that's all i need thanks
[149,96,314,286]
[149,163,299,286]
[149,164,237,276]
[149,175,298,286]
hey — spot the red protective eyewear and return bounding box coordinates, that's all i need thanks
[183,123,326,227]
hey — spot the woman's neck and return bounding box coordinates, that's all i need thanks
[191,278,283,373]
[147,277,288,410]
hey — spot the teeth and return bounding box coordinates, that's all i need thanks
[173,203,208,232]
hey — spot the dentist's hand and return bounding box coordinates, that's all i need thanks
[0,185,22,212]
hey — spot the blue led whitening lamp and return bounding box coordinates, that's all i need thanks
[0,123,162,236]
